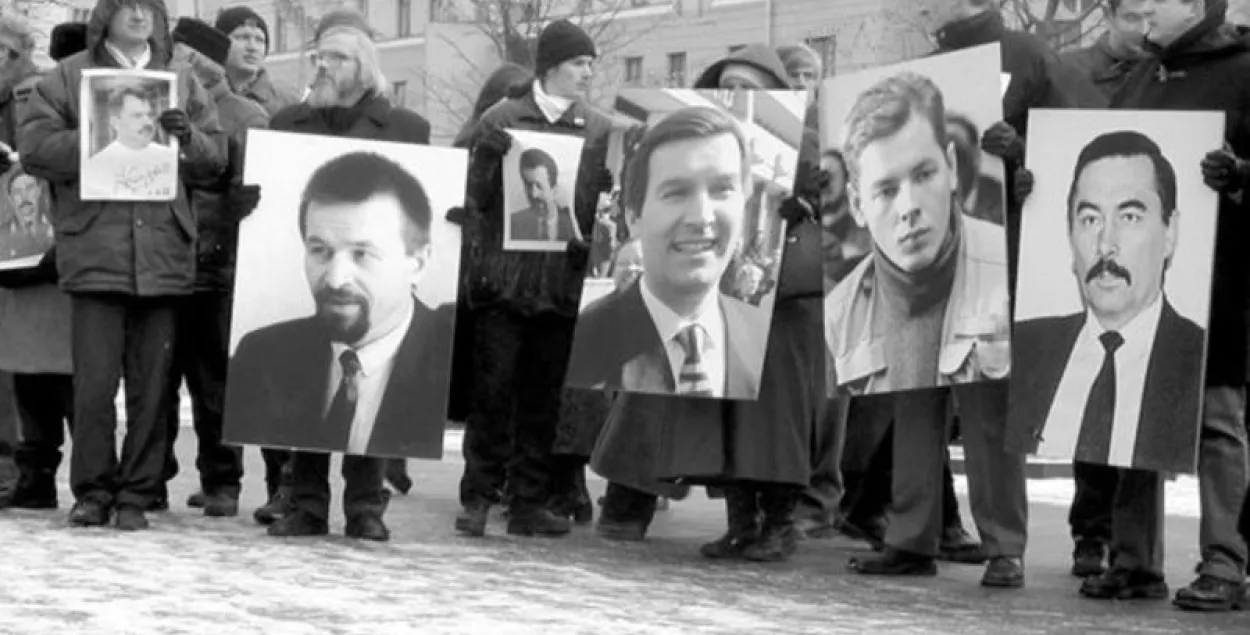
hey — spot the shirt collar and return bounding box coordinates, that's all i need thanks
[104,40,152,69]
[330,301,413,378]
[532,79,573,124]
[639,276,721,346]
[1082,292,1165,353]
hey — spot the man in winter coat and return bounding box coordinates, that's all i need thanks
[156,17,266,518]
[0,19,81,511]
[454,18,613,539]
[214,7,297,118]
[1074,0,1249,611]
[258,10,430,542]
[17,0,227,531]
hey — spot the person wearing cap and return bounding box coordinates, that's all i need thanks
[0,13,64,511]
[153,17,266,519]
[775,43,822,91]
[214,6,298,117]
[254,9,429,542]
[454,18,613,539]
[17,0,227,532]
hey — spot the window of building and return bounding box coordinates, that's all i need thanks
[71,8,91,22]
[358,0,370,20]
[805,35,836,77]
[625,56,643,85]
[393,80,408,105]
[667,52,686,88]
[397,0,412,37]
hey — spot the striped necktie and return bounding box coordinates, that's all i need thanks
[675,324,713,396]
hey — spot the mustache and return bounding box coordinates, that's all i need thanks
[315,287,366,306]
[1085,257,1133,285]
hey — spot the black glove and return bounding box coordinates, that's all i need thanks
[226,184,261,222]
[1201,147,1250,194]
[566,236,591,259]
[1013,167,1034,206]
[596,165,614,193]
[158,109,193,145]
[0,152,13,176]
[980,121,1025,164]
[778,195,815,224]
[0,248,58,289]
[445,206,467,225]
[474,124,512,158]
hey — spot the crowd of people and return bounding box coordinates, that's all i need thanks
[0,0,1247,617]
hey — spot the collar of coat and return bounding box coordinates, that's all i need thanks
[935,9,1003,51]
[288,90,394,127]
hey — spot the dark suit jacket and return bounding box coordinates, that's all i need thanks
[1005,300,1205,473]
[510,205,576,241]
[223,299,454,459]
[565,281,769,399]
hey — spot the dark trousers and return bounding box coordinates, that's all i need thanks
[163,292,243,496]
[289,451,388,521]
[1069,461,1120,547]
[0,372,15,456]
[1111,386,1249,582]
[262,448,292,498]
[796,397,848,522]
[459,309,571,510]
[887,382,1028,558]
[13,373,74,475]
[69,293,178,509]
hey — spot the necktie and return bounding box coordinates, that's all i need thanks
[675,324,713,396]
[323,349,361,452]
[1076,331,1124,464]
[538,215,550,240]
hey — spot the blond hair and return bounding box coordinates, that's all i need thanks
[320,25,388,95]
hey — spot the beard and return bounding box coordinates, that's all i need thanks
[307,71,360,108]
[314,286,371,344]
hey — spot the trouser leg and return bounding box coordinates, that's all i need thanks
[182,292,242,496]
[955,381,1028,559]
[113,298,178,510]
[883,389,948,557]
[68,294,127,507]
[1195,385,1249,583]
[458,309,517,508]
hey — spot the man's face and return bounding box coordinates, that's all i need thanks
[719,63,776,90]
[304,193,427,345]
[110,3,154,45]
[521,165,556,214]
[10,175,41,223]
[1069,154,1176,329]
[636,132,746,303]
[112,94,155,149]
[787,64,819,91]
[851,114,957,273]
[227,24,267,74]
[1107,0,1149,55]
[545,56,594,100]
[308,32,361,107]
[1142,0,1203,47]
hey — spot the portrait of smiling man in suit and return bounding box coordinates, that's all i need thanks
[564,106,769,400]
[1007,130,1205,474]
[224,151,452,461]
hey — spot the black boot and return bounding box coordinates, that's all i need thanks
[8,468,58,509]
[699,485,761,559]
[743,484,800,562]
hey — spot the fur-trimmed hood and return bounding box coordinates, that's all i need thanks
[86,0,174,66]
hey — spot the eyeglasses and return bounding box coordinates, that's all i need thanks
[308,50,351,68]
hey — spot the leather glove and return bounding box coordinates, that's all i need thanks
[1013,167,1034,206]
[0,151,14,176]
[1201,146,1250,194]
[226,184,261,222]
[566,236,591,259]
[778,195,815,224]
[596,165,614,193]
[158,109,193,145]
[0,247,58,289]
[980,121,1025,164]
[445,206,467,225]
[475,124,512,158]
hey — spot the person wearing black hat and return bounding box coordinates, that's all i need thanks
[154,17,266,518]
[454,18,613,539]
[215,6,298,118]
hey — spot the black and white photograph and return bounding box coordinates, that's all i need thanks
[818,44,1011,397]
[564,88,805,400]
[0,163,53,270]
[502,127,585,251]
[1006,110,1223,475]
[223,129,467,460]
[78,68,178,201]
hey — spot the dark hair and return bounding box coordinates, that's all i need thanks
[843,71,948,193]
[453,63,531,148]
[821,148,849,184]
[945,112,981,199]
[1066,130,1177,230]
[519,147,558,186]
[298,152,432,253]
[622,106,750,217]
[106,85,151,116]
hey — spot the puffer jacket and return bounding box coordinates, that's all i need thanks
[464,87,611,317]
[17,0,227,297]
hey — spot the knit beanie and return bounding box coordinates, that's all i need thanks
[214,6,269,53]
[535,19,596,77]
[49,22,87,61]
[173,17,231,67]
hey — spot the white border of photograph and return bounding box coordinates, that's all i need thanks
[78,68,179,202]
[501,128,585,252]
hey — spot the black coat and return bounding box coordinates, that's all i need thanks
[1111,17,1250,385]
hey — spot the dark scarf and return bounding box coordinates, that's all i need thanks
[313,90,373,133]
[873,199,962,317]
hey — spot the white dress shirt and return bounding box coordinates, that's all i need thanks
[1039,295,1165,467]
[639,278,727,397]
[323,304,414,455]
